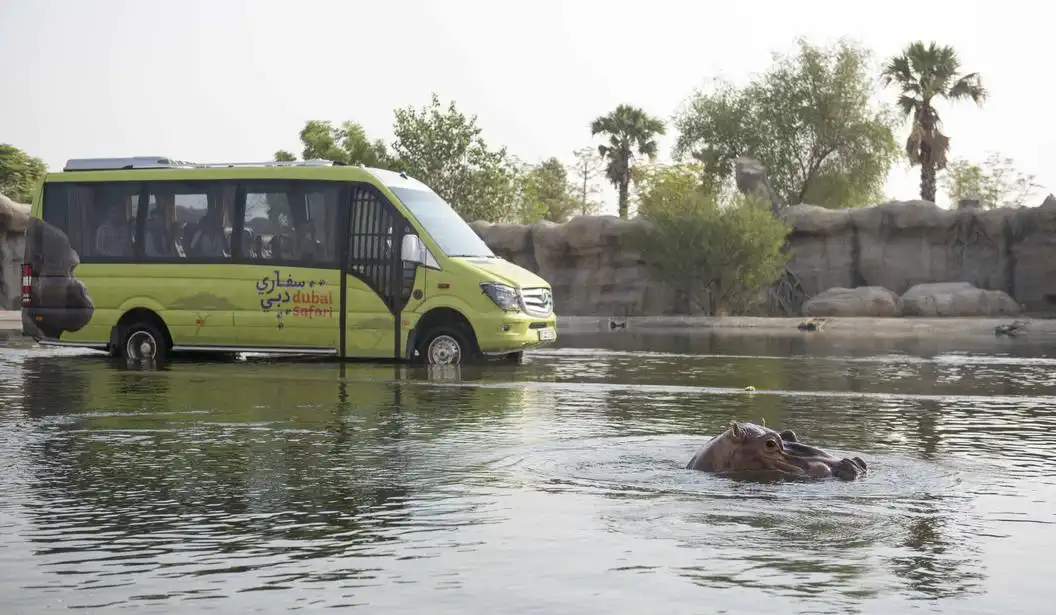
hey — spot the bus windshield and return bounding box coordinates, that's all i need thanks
[389,186,495,258]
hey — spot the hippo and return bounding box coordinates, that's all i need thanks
[686,421,867,481]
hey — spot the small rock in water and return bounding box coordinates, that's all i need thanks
[994,319,1030,337]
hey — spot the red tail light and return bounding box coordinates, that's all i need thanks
[21,263,32,307]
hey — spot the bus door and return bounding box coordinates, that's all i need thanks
[342,183,424,359]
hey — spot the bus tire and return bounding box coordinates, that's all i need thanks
[118,320,169,363]
[417,324,478,366]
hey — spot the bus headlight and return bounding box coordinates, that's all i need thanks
[480,282,520,311]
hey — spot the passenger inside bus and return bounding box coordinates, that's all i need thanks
[94,203,132,257]
[144,193,175,257]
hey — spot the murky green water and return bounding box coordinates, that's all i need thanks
[1,330,1054,614]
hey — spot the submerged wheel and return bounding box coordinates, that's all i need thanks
[118,321,169,363]
[417,325,478,366]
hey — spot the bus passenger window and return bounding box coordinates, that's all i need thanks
[143,181,235,261]
[239,181,339,266]
[40,183,137,261]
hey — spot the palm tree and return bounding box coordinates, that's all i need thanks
[590,105,666,218]
[880,41,987,203]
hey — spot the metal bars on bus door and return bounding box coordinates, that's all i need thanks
[348,185,399,312]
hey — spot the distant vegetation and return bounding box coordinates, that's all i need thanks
[628,162,792,315]
[0,144,46,204]
[940,152,1040,209]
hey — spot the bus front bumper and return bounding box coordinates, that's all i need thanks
[474,313,558,355]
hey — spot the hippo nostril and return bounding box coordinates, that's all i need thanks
[853,456,867,470]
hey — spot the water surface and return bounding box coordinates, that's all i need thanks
[0,330,1053,614]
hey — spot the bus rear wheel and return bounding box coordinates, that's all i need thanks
[118,321,169,363]
[417,325,478,366]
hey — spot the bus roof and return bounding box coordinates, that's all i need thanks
[44,156,424,188]
[62,156,338,172]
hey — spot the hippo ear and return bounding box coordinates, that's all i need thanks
[729,421,742,440]
[780,430,798,442]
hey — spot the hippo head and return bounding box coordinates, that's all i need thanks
[686,421,867,481]
[25,217,95,338]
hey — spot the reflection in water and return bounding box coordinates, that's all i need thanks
[0,331,1053,613]
[890,495,987,600]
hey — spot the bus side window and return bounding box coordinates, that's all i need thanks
[239,181,340,267]
[41,182,138,262]
[142,181,235,261]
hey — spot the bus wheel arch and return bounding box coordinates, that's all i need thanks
[111,308,172,363]
[410,308,480,365]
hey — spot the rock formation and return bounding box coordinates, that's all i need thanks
[900,282,1020,317]
[0,194,29,310]
[802,286,903,317]
[735,156,787,216]
[782,196,1056,312]
[798,282,1020,318]
[471,160,1056,317]
[470,216,679,317]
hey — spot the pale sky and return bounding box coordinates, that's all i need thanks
[1,0,1052,213]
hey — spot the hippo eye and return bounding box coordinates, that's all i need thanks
[765,439,779,450]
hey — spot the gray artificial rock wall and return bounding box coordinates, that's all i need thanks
[471,196,1056,317]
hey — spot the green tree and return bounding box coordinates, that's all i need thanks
[673,39,900,209]
[590,104,666,219]
[0,144,47,203]
[881,41,987,203]
[629,163,791,315]
[275,120,395,168]
[570,147,605,216]
[391,93,519,223]
[517,157,578,223]
[941,152,1040,209]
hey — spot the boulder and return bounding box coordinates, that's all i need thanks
[801,286,903,317]
[901,282,1020,317]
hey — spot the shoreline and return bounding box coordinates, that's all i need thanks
[556,314,1053,339]
[0,310,1048,341]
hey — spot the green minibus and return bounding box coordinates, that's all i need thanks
[21,156,557,364]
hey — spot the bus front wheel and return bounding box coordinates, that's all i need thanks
[118,321,169,363]
[417,325,478,366]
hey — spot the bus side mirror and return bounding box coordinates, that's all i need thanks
[401,234,424,264]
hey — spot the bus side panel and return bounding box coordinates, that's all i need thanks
[56,263,241,346]
[128,263,238,345]
[42,262,116,345]
[236,265,340,349]
[343,273,395,358]
[47,263,349,352]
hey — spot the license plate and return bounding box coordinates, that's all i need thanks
[538,327,556,342]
